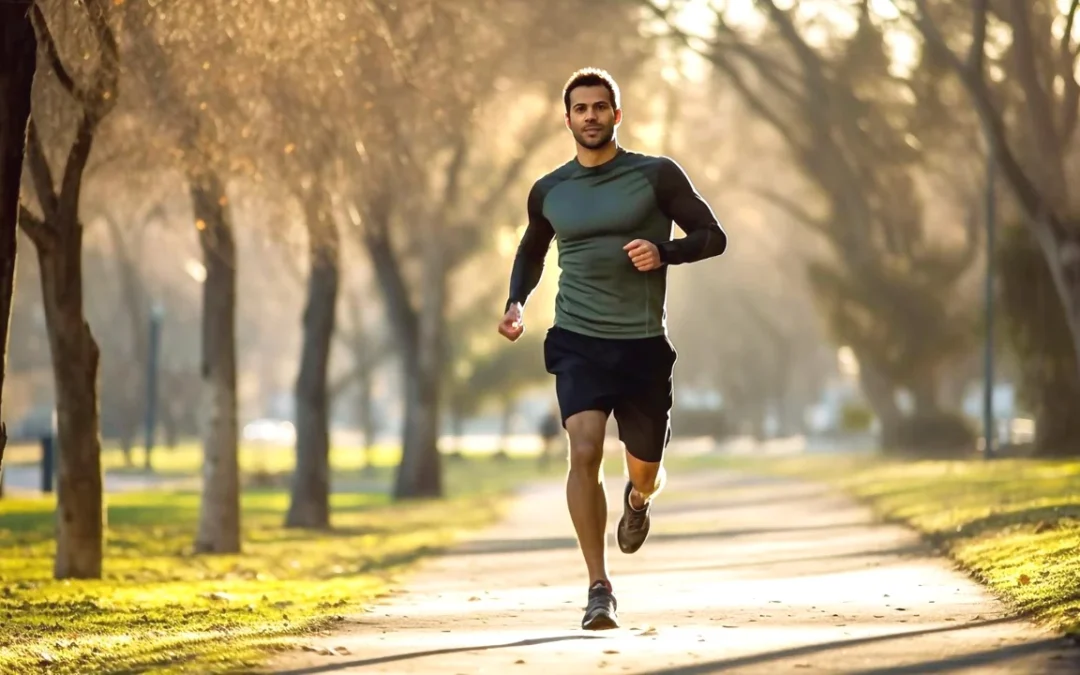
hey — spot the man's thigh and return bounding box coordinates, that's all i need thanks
[613,385,672,463]
[544,327,621,424]
[612,335,676,463]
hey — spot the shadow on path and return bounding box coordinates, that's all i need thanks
[646,617,1075,674]
[445,522,905,557]
[269,635,606,674]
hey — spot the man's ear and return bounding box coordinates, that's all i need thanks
[614,108,623,126]
[564,113,571,129]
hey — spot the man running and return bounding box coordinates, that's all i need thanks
[497,67,728,630]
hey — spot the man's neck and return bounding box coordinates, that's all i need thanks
[576,141,620,168]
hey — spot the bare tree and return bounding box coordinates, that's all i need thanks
[645,0,981,450]
[901,0,1080,453]
[0,0,38,481]
[119,3,249,553]
[345,0,648,499]
[17,0,120,579]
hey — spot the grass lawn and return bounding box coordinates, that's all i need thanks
[732,453,1080,636]
[0,454,567,675]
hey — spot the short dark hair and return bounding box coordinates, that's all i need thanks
[562,67,620,113]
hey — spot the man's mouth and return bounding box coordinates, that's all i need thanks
[584,127,602,133]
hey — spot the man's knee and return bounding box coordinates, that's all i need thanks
[565,411,606,471]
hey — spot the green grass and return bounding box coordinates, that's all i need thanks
[735,453,1080,636]
[0,455,565,675]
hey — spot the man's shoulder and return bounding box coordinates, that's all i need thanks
[525,159,576,207]
[618,147,679,170]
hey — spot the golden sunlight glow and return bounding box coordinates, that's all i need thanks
[654,0,922,80]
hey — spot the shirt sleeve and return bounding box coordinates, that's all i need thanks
[653,157,728,265]
[505,180,555,312]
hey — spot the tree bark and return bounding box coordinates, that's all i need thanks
[393,232,445,500]
[857,359,903,449]
[909,376,941,416]
[362,198,443,500]
[0,3,37,484]
[39,225,105,579]
[21,0,119,579]
[190,170,240,554]
[286,188,339,529]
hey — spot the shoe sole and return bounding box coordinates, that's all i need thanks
[582,612,619,630]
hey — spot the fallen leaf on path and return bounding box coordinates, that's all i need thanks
[722,625,738,629]
[468,596,481,602]
[603,650,620,654]
[515,659,526,664]
[638,627,658,636]
[202,592,234,602]
[333,646,351,655]
[1019,574,1031,586]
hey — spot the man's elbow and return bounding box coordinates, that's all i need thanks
[711,226,728,257]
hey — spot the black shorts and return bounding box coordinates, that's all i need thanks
[543,325,677,463]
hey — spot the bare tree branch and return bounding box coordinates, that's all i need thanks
[968,0,989,73]
[30,3,88,104]
[24,120,58,220]
[17,203,53,249]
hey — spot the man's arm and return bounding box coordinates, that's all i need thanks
[653,157,728,265]
[504,181,555,312]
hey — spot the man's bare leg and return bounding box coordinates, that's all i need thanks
[564,410,618,629]
[625,452,666,510]
[564,410,609,584]
[616,447,667,555]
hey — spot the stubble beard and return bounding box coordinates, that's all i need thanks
[574,124,615,150]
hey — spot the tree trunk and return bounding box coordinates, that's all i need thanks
[396,354,442,498]
[190,170,240,554]
[393,240,445,500]
[1032,379,1080,456]
[857,359,902,449]
[362,202,444,500]
[1035,224,1080,403]
[286,189,339,529]
[39,231,105,578]
[909,376,940,416]
[0,4,37,483]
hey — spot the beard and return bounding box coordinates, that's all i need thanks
[572,123,615,149]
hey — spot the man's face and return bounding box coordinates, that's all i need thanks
[566,85,621,150]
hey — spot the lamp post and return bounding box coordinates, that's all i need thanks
[143,302,164,470]
[982,127,996,460]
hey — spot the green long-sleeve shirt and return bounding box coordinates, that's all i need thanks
[506,147,727,339]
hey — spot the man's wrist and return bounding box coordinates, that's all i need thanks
[505,299,523,313]
[655,241,671,265]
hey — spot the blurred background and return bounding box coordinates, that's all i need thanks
[2,0,1076,499]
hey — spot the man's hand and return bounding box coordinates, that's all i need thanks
[498,302,525,341]
[624,239,662,271]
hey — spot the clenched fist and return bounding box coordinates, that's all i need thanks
[624,239,662,271]
[498,302,525,341]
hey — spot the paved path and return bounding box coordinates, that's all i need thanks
[265,470,1079,674]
